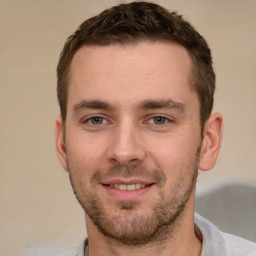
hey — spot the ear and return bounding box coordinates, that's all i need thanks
[198,113,223,171]
[55,116,68,171]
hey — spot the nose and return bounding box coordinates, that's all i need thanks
[106,121,146,166]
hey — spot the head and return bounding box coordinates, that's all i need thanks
[57,1,215,129]
[55,1,222,246]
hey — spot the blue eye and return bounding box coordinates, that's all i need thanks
[89,116,105,125]
[152,116,168,124]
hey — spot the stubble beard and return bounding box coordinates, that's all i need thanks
[67,150,199,246]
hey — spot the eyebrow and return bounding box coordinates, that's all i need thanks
[73,98,185,113]
[73,100,114,112]
[137,99,185,112]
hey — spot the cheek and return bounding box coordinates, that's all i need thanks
[66,130,107,165]
[65,137,106,188]
[146,133,200,174]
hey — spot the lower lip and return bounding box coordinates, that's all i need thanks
[102,184,154,200]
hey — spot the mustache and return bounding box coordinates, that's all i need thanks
[91,165,166,186]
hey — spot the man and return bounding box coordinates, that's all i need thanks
[54,1,256,255]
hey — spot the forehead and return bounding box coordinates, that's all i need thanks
[68,42,197,110]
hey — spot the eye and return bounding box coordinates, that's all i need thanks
[86,116,108,125]
[149,116,169,125]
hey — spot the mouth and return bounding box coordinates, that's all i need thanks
[101,179,155,200]
[104,183,153,191]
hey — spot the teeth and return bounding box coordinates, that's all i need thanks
[118,184,127,190]
[109,184,147,191]
[127,184,135,191]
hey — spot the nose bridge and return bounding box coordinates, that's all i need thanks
[107,117,146,165]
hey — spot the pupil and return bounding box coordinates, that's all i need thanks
[92,117,103,124]
[154,117,165,124]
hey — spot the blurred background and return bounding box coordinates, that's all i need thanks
[0,0,255,255]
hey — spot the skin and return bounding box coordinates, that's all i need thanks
[55,41,223,256]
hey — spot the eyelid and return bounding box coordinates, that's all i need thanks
[81,114,111,124]
[144,115,174,124]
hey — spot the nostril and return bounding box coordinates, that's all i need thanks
[129,158,140,163]
[106,140,146,165]
[109,158,139,165]
[109,158,120,165]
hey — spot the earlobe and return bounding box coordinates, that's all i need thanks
[55,116,68,171]
[198,113,223,171]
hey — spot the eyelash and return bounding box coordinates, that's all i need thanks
[82,116,110,125]
[146,116,171,125]
[82,115,173,126]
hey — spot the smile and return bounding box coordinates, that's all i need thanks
[102,181,155,200]
[108,184,150,191]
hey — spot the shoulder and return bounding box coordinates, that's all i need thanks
[194,213,256,256]
[221,232,256,256]
[50,239,86,256]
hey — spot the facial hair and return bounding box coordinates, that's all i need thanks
[67,149,200,246]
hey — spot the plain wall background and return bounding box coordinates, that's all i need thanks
[0,0,255,255]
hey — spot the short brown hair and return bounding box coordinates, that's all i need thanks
[57,1,215,127]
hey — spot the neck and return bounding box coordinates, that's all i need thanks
[84,198,202,256]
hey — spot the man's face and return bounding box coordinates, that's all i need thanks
[61,42,203,244]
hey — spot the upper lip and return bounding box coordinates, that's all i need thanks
[102,177,155,185]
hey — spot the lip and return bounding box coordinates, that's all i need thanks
[101,177,155,200]
[102,177,154,185]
